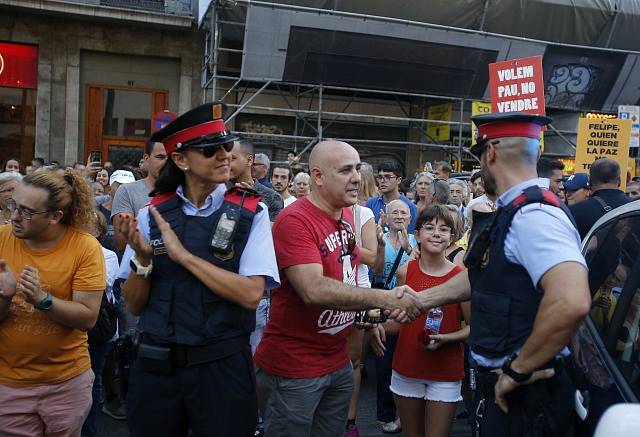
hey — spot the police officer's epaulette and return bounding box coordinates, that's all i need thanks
[150,191,177,207]
[511,186,560,208]
[224,187,263,213]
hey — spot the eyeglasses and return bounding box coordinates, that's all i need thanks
[420,224,452,235]
[338,218,357,257]
[195,142,234,158]
[376,175,399,182]
[6,199,49,220]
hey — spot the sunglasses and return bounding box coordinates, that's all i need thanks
[337,218,357,257]
[474,139,501,159]
[194,142,234,158]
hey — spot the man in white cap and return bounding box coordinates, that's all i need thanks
[109,170,136,187]
[112,144,168,253]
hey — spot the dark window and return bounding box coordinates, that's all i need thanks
[543,46,626,111]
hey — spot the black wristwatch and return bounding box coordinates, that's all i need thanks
[501,353,532,383]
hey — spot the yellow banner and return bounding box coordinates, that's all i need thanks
[471,101,492,146]
[575,118,632,190]
[426,103,452,141]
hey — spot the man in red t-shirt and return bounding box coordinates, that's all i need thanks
[254,141,421,437]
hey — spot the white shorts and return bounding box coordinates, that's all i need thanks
[390,370,462,402]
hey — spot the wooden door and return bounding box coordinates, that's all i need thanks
[84,85,168,167]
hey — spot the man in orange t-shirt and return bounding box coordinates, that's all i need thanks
[0,169,105,437]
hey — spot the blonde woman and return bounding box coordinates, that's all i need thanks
[444,204,466,267]
[413,172,434,215]
[358,162,378,206]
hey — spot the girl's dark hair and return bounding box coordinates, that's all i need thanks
[152,156,185,195]
[444,204,464,243]
[415,204,456,234]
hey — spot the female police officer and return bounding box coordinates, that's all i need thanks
[118,102,279,437]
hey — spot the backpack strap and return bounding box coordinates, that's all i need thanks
[384,247,406,289]
[592,195,613,213]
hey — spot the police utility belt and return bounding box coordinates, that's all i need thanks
[137,335,248,374]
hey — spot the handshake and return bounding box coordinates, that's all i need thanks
[378,285,423,324]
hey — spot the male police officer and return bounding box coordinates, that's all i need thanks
[119,102,279,437]
[413,112,591,436]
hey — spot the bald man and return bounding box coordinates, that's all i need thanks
[254,141,420,437]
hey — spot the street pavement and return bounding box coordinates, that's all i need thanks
[96,354,473,437]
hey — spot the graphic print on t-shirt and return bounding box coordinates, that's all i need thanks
[8,285,62,336]
[317,222,357,335]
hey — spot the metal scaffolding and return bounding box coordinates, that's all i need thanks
[198,0,485,169]
[199,0,586,168]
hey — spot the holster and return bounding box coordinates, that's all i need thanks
[138,343,174,374]
[474,360,568,437]
[136,336,248,375]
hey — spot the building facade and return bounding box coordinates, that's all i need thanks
[0,0,201,170]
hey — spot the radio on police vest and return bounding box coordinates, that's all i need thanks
[209,189,253,255]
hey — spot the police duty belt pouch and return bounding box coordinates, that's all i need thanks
[137,343,174,374]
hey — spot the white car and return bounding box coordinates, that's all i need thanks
[570,199,640,436]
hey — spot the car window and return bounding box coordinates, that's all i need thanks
[610,282,640,398]
[584,214,640,397]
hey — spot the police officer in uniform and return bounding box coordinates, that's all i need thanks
[413,112,591,436]
[119,102,279,437]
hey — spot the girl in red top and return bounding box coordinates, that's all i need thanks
[372,205,470,437]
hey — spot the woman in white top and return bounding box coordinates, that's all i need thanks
[82,212,120,436]
[343,163,378,437]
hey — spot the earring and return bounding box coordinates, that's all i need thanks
[183,167,189,171]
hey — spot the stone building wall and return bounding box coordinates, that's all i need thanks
[0,9,201,163]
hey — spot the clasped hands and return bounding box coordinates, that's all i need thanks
[382,284,422,324]
[0,260,48,306]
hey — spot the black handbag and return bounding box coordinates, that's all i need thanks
[88,292,117,347]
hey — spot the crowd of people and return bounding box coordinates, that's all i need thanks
[0,103,639,437]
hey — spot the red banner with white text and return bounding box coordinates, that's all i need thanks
[488,55,545,116]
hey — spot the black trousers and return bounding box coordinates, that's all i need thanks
[127,347,257,437]
[375,334,398,423]
[475,364,575,437]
